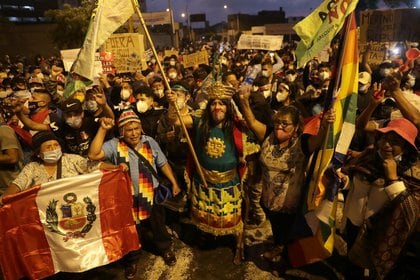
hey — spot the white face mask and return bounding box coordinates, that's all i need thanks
[154,89,164,98]
[252,86,259,92]
[406,79,415,88]
[358,84,369,93]
[65,116,83,128]
[86,100,98,112]
[36,72,44,80]
[169,61,176,66]
[261,70,270,78]
[56,90,64,96]
[136,100,149,113]
[318,71,330,81]
[120,89,131,100]
[42,149,62,164]
[285,74,297,83]
[276,91,289,102]
[263,90,271,99]
[168,72,177,79]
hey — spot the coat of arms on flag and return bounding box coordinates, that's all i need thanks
[46,193,96,241]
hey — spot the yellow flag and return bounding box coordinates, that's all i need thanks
[293,0,358,68]
[72,0,135,80]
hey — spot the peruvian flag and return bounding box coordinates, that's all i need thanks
[0,170,140,280]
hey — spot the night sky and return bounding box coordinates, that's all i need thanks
[146,0,324,25]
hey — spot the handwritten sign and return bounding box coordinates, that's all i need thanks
[237,35,283,51]
[359,42,388,66]
[181,50,209,68]
[164,50,179,58]
[359,9,420,44]
[102,33,146,73]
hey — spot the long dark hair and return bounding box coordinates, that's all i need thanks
[199,98,234,147]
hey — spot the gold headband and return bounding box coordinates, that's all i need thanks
[205,82,235,100]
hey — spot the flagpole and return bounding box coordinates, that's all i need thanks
[129,0,208,188]
[311,13,354,203]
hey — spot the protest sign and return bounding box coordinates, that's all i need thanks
[181,50,209,68]
[102,33,146,73]
[359,8,420,44]
[237,35,283,51]
[359,42,387,66]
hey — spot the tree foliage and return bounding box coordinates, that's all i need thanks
[44,0,95,49]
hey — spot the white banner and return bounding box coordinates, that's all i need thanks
[237,35,284,51]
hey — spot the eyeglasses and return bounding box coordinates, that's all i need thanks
[274,120,294,129]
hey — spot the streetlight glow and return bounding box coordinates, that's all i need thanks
[181,13,185,17]
[224,5,227,9]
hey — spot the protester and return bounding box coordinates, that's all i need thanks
[88,109,182,278]
[341,118,419,280]
[0,130,117,204]
[239,84,336,276]
[167,81,260,265]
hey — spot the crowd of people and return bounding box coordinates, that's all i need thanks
[0,39,419,279]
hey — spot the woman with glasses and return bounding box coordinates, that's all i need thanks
[238,85,335,276]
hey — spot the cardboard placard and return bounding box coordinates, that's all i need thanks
[359,42,388,66]
[102,33,147,73]
[359,9,420,44]
[181,50,209,68]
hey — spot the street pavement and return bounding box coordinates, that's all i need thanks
[40,212,348,280]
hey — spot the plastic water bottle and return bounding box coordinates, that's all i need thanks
[243,65,260,85]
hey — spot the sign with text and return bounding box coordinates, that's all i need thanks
[237,35,283,51]
[99,52,115,75]
[131,11,171,26]
[181,50,209,68]
[359,42,388,66]
[103,33,146,73]
[359,8,420,43]
[164,50,179,58]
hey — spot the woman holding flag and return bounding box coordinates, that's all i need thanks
[238,84,336,276]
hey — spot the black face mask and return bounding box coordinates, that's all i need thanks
[28,101,40,113]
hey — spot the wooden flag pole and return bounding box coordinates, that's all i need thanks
[129,0,208,188]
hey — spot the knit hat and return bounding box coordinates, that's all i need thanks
[376,118,418,152]
[118,109,141,128]
[32,131,59,150]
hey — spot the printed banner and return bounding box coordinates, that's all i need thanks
[293,0,359,68]
[237,35,284,51]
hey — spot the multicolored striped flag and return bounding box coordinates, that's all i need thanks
[72,0,135,80]
[293,0,359,68]
[0,170,140,280]
[288,12,359,267]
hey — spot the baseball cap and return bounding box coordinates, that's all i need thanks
[62,98,83,114]
[359,72,371,85]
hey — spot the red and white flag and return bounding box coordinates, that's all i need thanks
[0,170,140,280]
